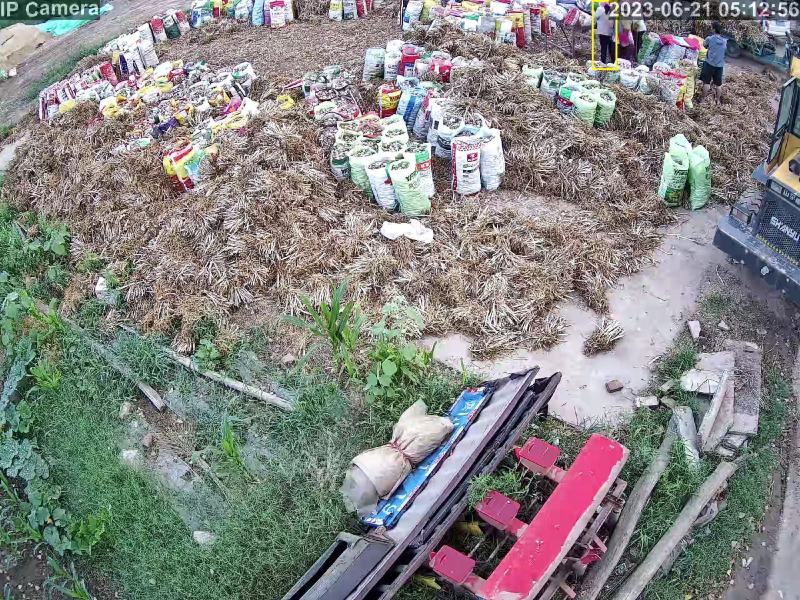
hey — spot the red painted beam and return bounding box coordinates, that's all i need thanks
[481,434,628,600]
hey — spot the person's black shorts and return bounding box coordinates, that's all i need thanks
[700,62,724,86]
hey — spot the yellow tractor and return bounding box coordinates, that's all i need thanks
[714,58,800,301]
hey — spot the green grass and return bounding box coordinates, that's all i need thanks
[27,44,104,100]
[25,331,470,599]
[0,125,11,141]
[643,371,790,599]
[698,290,733,322]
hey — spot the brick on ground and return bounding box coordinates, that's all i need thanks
[696,352,736,452]
[723,340,762,437]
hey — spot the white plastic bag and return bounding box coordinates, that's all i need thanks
[384,51,402,82]
[345,401,453,505]
[479,127,505,191]
[363,48,386,83]
[367,157,398,210]
[451,130,482,196]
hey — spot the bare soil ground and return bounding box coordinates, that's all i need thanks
[0,0,187,125]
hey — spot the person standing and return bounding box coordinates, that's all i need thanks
[595,3,614,64]
[632,18,647,58]
[617,19,636,62]
[700,21,727,103]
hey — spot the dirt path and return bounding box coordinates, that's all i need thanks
[0,0,185,125]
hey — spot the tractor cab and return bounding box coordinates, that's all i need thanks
[713,60,800,302]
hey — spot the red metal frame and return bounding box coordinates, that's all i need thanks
[429,434,628,600]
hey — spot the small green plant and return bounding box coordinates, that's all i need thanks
[364,342,433,404]
[467,469,529,508]
[44,558,94,600]
[364,298,433,406]
[66,510,107,555]
[284,280,365,377]
[191,316,218,346]
[193,339,222,371]
[29,222,69,258]
[76,252,104,274]
[220,418,242,465]
[29,359,61,392]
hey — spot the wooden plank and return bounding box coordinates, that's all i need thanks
[482,435,628,600]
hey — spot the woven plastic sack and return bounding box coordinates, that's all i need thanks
[342,401,453,515]
[330,144,351,181]
[412,92,435,139]
[658,140,690,207]
[384,51,402,81]
[522,65,543,88]
[687,145,711,210]
[638,32,662,66]
[435,114,463,159]
[451,130,482,196]
[620,69,640,89]
[656,43,685,67]
[541,70,564,99]
[363,48,386,83]
[383,123,410,147]
[638,73,658,95]
[397,86,426,128]
[327,0,342,19]
[592,88,616,126]
[367,157,398,210]
[479,127,505,191]
[253,0,266,24]
[617,59,632,70]
[406,141,435,198]
[566,72,587,88]
[348,145,377,197]
[572,91,597,127]
[390,159,431,215]
[342,0,356,19]
[660,78,681,105]
[402,0,423,30]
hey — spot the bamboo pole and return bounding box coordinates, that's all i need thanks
[610,461,740,600]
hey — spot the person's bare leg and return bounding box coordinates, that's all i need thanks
[716,84,723,104]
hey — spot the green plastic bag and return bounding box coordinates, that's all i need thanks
[688,145,711,210]
[571,91,598,127]
[389,159,430,216]
[658,146,689,207]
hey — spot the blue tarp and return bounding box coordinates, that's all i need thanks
[362,385,491,529]
[36,3,113,37]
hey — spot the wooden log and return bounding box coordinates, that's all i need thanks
[610,461,740,600]
[577,419,677,600]
[117,324,293,412]
[162,347,294,412]
[81,335,167,412]
[36,302,166,411]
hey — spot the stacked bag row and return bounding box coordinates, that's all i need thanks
[526,67,616,128]
[658,134,711,210]
[190,0,296,27]
[329,113,435,215]
[585,55,696,110]
[405,0,581,46]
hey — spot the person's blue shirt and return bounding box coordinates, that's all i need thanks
[704,34,727,68]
